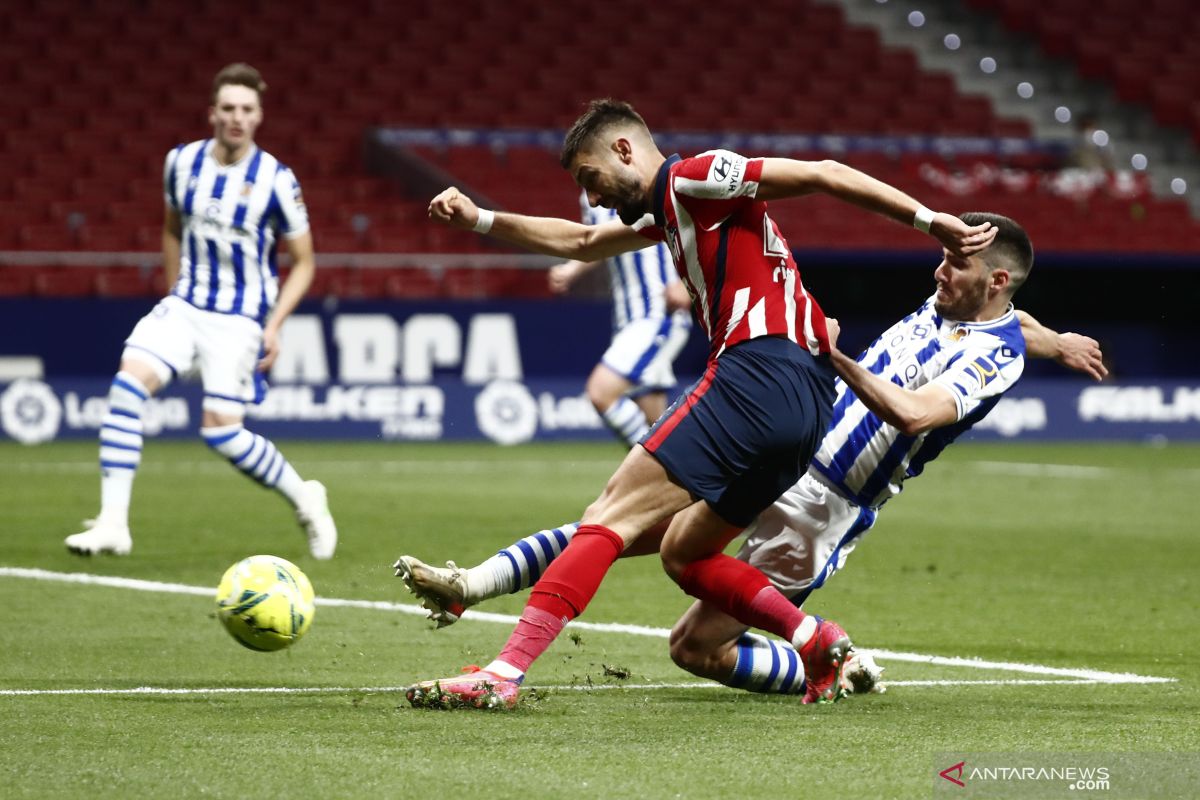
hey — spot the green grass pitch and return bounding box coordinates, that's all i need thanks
[1,440,1197,798]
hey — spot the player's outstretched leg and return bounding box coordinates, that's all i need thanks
[406,666,523,711]
[201,423,337,559]
[677,553,857,703]
[66,371,147,556]
[394,523,580,626]
[670,600,885,701]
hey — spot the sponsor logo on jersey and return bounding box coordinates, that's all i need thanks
[965,356,999,387]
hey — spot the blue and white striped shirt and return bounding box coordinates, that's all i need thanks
[580,191,680,330]
[164,139,309,324]
[812,296,1026,509]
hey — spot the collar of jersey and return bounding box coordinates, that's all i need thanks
[652,154,683,227]
[208,141,259,170]
[944,302,1017,330]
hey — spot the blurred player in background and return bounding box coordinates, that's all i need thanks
[397,213,1106,700]
[548,190,691,446]
[65,63,337,560]
[407,98,997,709]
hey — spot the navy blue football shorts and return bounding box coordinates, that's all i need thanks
[640,336,835,528]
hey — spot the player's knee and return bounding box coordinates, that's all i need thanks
[585,370,625,411]
[668,628,710,675]
[659,544,689,584]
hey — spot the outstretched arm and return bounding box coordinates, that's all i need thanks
[829,346,959,437]
[1016,310,1108,381]
[428,186,647,261]
[755,158,996,257]
[548,258,605,294]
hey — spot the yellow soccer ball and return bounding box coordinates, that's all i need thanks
[215,555,315,651]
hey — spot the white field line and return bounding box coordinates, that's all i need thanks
[0,459,617,475]
[971,461,1116,479]
[0,679,1122,698]
[0,567,1176,688]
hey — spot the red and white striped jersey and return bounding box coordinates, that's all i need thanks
[632,151,830,362]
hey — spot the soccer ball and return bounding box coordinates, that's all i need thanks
[215,555,315,651]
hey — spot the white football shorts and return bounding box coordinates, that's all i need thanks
[737,471,879,606]
[601,311,691,390]
[123,295,263,412]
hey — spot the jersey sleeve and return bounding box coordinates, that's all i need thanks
[932,340,1025,421]
[163,146,183,210]
[273,167,310,239]
[670,150,765,231]
[631,213,666,242]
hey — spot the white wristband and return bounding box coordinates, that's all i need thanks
[913,205,936,234]
[473,208,495,234]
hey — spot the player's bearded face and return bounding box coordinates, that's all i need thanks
[609,169,648,225]
[573,150,648,225]
[933,254,991,319]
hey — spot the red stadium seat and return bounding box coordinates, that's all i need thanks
[0,267,38,296]
[34,268,97,296]
[96,267,154,297]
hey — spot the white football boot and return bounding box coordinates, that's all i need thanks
[839,647,886,695]
[65,519,132,556]
[393,556,470,628]
[295,480,337,560]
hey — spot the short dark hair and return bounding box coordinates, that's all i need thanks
[959,211,1034,295]
[211,63,267,104]
[560,98,649,168]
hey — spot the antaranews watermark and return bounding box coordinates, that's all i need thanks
[932,752,1199,798]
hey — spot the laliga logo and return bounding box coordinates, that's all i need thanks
[474,381,538,446]
[939,761,967,787]
[0,380,63,445]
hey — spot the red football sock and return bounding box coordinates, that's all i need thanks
[678,553,808,642]
[496,524,624,674]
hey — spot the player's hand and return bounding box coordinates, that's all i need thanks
[428,186,480,230]
[258,327,280,372]
[548,262,577,293]
[824,316,841,350]
[1056,332,1108,381]
[930,213,997,257]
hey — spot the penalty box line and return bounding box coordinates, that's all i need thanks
[0,566,1176,687]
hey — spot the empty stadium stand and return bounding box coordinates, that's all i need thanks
[1,0,1196,299]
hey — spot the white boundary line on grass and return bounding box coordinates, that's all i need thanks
[0,679,1124,697]
[0,567,1177,689]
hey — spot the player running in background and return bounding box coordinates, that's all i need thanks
[397,213,1106,700]
[547,190,692,447]
[406,98,997,709]
[65,63,337,560]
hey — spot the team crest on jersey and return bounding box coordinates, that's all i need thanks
[948,326,972,342]
[240,182,254,197]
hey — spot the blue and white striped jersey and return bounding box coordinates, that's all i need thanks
[163,139,309,324]
[811,296,1026,509]
[580,191,681,330]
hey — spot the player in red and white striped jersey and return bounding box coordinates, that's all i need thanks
[410,99,997,709]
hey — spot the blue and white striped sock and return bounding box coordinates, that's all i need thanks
[201,424,304,505]
[97,371,148,525]
[601,396,649,448]
[463,522,580,602]
[726,632,807,695]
